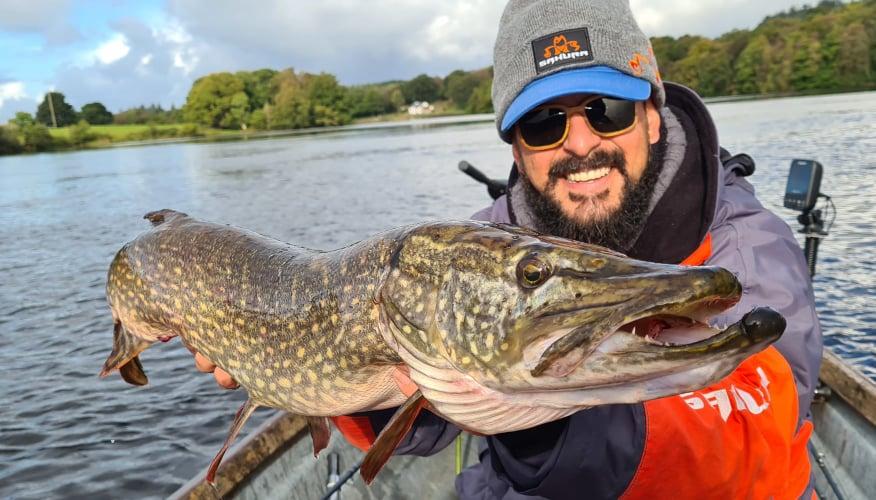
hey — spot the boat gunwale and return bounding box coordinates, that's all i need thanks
[818,349,876,427]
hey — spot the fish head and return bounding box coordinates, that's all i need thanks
[380,221,784,406]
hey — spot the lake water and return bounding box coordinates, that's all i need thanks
[1,91,874,499]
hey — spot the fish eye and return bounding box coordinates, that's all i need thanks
[516,255,551,288]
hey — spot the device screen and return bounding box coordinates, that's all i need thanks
[787,163,812,195]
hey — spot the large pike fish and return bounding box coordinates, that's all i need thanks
[100,209,785,483]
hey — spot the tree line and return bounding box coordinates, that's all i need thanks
[653,0,875,96]
[2,0,873,155]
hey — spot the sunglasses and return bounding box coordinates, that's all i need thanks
[517,96,640,151]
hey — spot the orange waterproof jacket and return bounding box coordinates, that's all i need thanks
[621,236,813,499]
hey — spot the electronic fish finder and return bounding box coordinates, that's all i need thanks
[783,159,834,277]
[784,159,823,212]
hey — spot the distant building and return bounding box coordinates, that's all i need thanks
[407,101,435,116]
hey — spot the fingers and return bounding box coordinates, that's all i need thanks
[194,352,216,373]
[193,352,239,389]
[214,368,240,390]
[391,366,419,397]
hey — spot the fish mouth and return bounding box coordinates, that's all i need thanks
[528,307,785,382]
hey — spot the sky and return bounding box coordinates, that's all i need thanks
[0,0,818,122]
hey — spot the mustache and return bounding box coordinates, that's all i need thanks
[548,149,628,181]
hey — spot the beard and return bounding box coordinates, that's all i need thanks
[518,134,667,252]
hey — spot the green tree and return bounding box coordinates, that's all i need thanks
[79,102,114,125]
[237,68,278,111]
[302,73,350,126]
[20,123,54,152]
[0,126,22,155]
[114,104,179,125]
[10,112,35,128]
[346,86,391,117]
[673,39,734,96]
[36,92,78,127]
[183,72,250,129]
[266,70,312,129]
[734,35,769,94]
[834,22,872,88]
[401,74,441,103]
[467,78,494,113]
[444,70,481,109]
[789,34,828,91]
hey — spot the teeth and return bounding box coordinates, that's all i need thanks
[567,167,610,183]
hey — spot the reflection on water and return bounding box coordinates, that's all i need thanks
[0,93,873,498]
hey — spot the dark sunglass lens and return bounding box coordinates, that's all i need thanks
[519,108,567,147]
[586,98,636,134]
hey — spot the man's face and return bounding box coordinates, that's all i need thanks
[512,94,663,250]
[513,94,662,223]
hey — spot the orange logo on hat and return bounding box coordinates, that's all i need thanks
[629,52,650,76]
[544,35,581,59]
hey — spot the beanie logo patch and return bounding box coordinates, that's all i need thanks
[532,29,593,74]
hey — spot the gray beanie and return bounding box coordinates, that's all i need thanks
[492,0,665,142]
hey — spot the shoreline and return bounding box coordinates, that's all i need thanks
[4,87,874,157]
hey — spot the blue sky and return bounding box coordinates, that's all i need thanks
[0,0,815,122]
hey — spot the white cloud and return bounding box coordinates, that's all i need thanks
[0,82,27,106]
[26,0,814,116]
[0,82,36,122]
[93,34,131,65]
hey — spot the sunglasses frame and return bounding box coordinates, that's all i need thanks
[517,96,640,151]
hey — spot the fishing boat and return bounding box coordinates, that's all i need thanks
[167,349,875,500]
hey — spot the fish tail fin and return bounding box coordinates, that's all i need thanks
[360,390,428,484]
[143,209,187,226]
[206,399,260,486]
[99,321,152,386]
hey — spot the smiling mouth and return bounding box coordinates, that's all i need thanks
[566,167,612,183]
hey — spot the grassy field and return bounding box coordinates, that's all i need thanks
[47,123,240,144]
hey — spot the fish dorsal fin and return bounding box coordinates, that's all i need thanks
[143,209,187,226]
[206,399,259,486]
[99,322,152,386]
[307,416,331,457]
[360,390,428,484]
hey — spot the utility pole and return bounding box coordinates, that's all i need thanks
[47,92,58,128]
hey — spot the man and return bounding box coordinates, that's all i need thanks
[195,1,822,497]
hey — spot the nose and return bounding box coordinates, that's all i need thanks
[562,113,601,157]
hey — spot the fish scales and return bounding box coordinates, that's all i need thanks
[102,209,785,484]
[106,210,405,415]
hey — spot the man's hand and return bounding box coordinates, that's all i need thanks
[192,351,240,389]
[191,351,419,397]
[391,365,419,397]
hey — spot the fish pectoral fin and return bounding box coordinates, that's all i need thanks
[99,322,152,386]
[306,416,331,458]
[360,390,428,485]
[206,399,260,486]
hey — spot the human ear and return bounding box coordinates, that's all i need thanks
[644,100,661,145]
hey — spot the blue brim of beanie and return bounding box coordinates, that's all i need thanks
[500,65,652,134]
